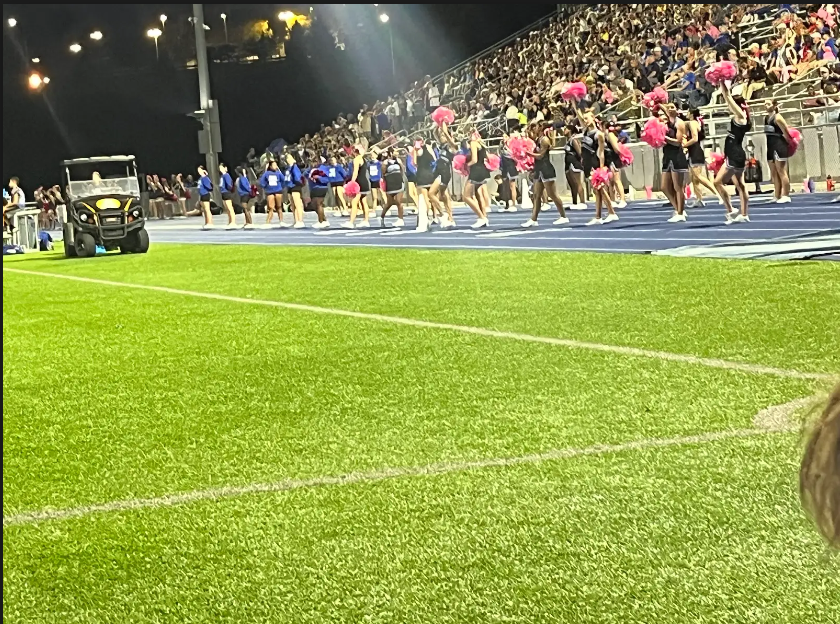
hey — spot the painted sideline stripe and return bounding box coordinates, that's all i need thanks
[3,427,773,527]
[4,267,830,381]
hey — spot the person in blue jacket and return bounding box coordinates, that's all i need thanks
[284,151,306,228]
[367,152,383,217]
[259,160,288,227]
[196,165,215,230]
[306,156,331,229]
[235,165,254,229]
[405,149,419,214]
[325,156,348,217]
[218,163,239,229]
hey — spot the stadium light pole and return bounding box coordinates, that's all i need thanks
[192,3,222,208]
[147,28,162,60]
[221,13,228,43]
[160,14,167,31]
[379,13,395,84]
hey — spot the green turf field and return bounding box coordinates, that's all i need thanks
[3,246,839,623]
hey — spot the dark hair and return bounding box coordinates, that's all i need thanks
[235,166,245,176]
[10,176,19,185]
[732,95,750,119]
[689,108,702,120]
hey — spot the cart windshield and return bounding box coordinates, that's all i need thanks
[65,161,140,199]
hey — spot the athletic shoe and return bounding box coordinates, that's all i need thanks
[441,219,455,229]
[312,221,329,230]
[615,200,628,209]
[341,209,350,216]
[695,199,706,207]
[586,218,603,226]
[278,221,291,228]
[725,214,735,225]
[570,203,587,211]
[728,209,740,218]
[667,213,687,223]
[470,218,488,229]
[498,206,509,213]
[293,221,305,229]
[775,196,792,204]
[357,221,371,228]
[506,205,518,212]
[541,204,550,211]
[202,223,216,230]
[243,223,256,230]
[553,216,571,225]
[415,225,429,233]
[521,219,538,228]
[733,214,750,223]
[332,209,342,217]
[603,213,619,223]
[341,221,355,229]
[833,195,840,203]
[393,218,405,227]
[686,198,696,209]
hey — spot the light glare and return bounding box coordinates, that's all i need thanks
[379,13,389,23]
[69,43,82,53]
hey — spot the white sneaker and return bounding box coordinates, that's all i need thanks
[357,221,371,228]
[540,205,550,212]
[332,209,342,217]
[470,218,488,229]
[695,199,705,207]
[553,216,571,225]
[415,224,429,233]
[570,203,587,211]
[441,219,455,229]
[225,223,242,230]
[498,206,509,213]
[505,205,518,212]
[734,214,750,223]
[341,209,350,216]
[202,223,215,230]
[243,223,256,230]
[586,218,603,226]
[615,200,628,209]
[312,221,329,230]
[521,219,538,228]
[278,221,291,228]
[393,218,405,227]
[725,214,735,225]
[775,196,792,204]
[293,221,305,229]
[685,198,696,209]
[667,213,687,223]
[341,221,355,229]
[603,213,620,223]
[728,209,740,218]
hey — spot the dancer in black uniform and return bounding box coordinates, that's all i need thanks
[660,102,689,222]
[603,121,628,209]
[684,108,718,207]
[410,139,443,231]
[464,130,491,229]
[562,124,586,210]
[379,148,405,227]
[714,83,752,223]
[499,135,520,212]
[521,122,569,227]
[578,110,616,225]
[763,99,792,203]
[432,139,456,227]
[343,145,371,228]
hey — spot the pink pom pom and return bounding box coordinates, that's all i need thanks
[642,93,659,112]
[452,154,470,177]
[705,60,738,86]
[787,127,802,154]
[344,180,361,198]
[640,118,668,148]
[651,87,669,104]
[708,152,726,174]
[430,106,455,127]
[561,81,588,102]
[603,88,615,104]
[484,153,501,171]
[589,167,612,190]
[507,136,536,172]
[616,143,634,166]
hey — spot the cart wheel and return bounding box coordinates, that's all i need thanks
[63,242,77,258]
[75,233,97,258]
[135,228,150,253]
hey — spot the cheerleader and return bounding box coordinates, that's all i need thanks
[660,102,689,223]
[284,152,306,228]
[604,121,628,209]
[562,124,586,210]
[714,83,752,223]
[464,129,491,229]
[499,134,520,212]
[432,136,456,227]
[306,158,331,229]
[379,147,406,227]
[404,151,419,215]
[578,110,616,225]
[235,166,255,229]
[521,121,568,227]
[218,163,239,228]
[196,166,216,229]
[763,99,792,203]
[326,156,349,217]
[684,109,718,207]
[259,160,289,227]
[367,153,383,217]
[343,145,371,229]
[410,138,444,231]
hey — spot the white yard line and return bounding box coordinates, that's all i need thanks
[4,267,830,381]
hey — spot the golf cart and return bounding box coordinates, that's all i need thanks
[62,155,148,258]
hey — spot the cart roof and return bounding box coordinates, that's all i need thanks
[61,156,136,166]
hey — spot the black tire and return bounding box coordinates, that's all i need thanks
[63,242,77,258]
[63,223,77,257]
[121,228,150,254]
[74,232,97,258]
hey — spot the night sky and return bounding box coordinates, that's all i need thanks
[3,4,554,188]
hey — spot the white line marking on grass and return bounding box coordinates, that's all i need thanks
[4,267,831,381]
[0,426,782,527]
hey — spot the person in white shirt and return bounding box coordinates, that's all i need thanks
[427,81,440,112]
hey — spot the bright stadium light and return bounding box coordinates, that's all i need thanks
[69,43,82,53]
[31,57,40,63]
[221,13,228,42]
[278,10,295,21]
[8,17,17,28]
[160,14,167,30]
[43,76,50,84]
[379,13,389,23]
[90,30,103,40]
[28,73,42,89]
[147,27,162,60]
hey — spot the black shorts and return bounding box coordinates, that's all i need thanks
[238,193,251,205]
[384,173,404,195]
[369,179,382,190]
[662,147,689,173]
[501,157,518,180]
[766,136,789,162]
[221,191,233,201]
[534,157,557,182]
[310,187,328,199]
[436,167,452,187]
[288,185,303,194]
[565,157,583,173]
[724,140,747,170]
[405,171,416,184]
[199,193,211,203]
[687,144,706,167]
[330,181,344,188]
[582,153,597,178]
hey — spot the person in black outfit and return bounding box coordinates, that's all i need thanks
[714,83,752,223]
[763,99,793,203]
[660,102,689,222]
